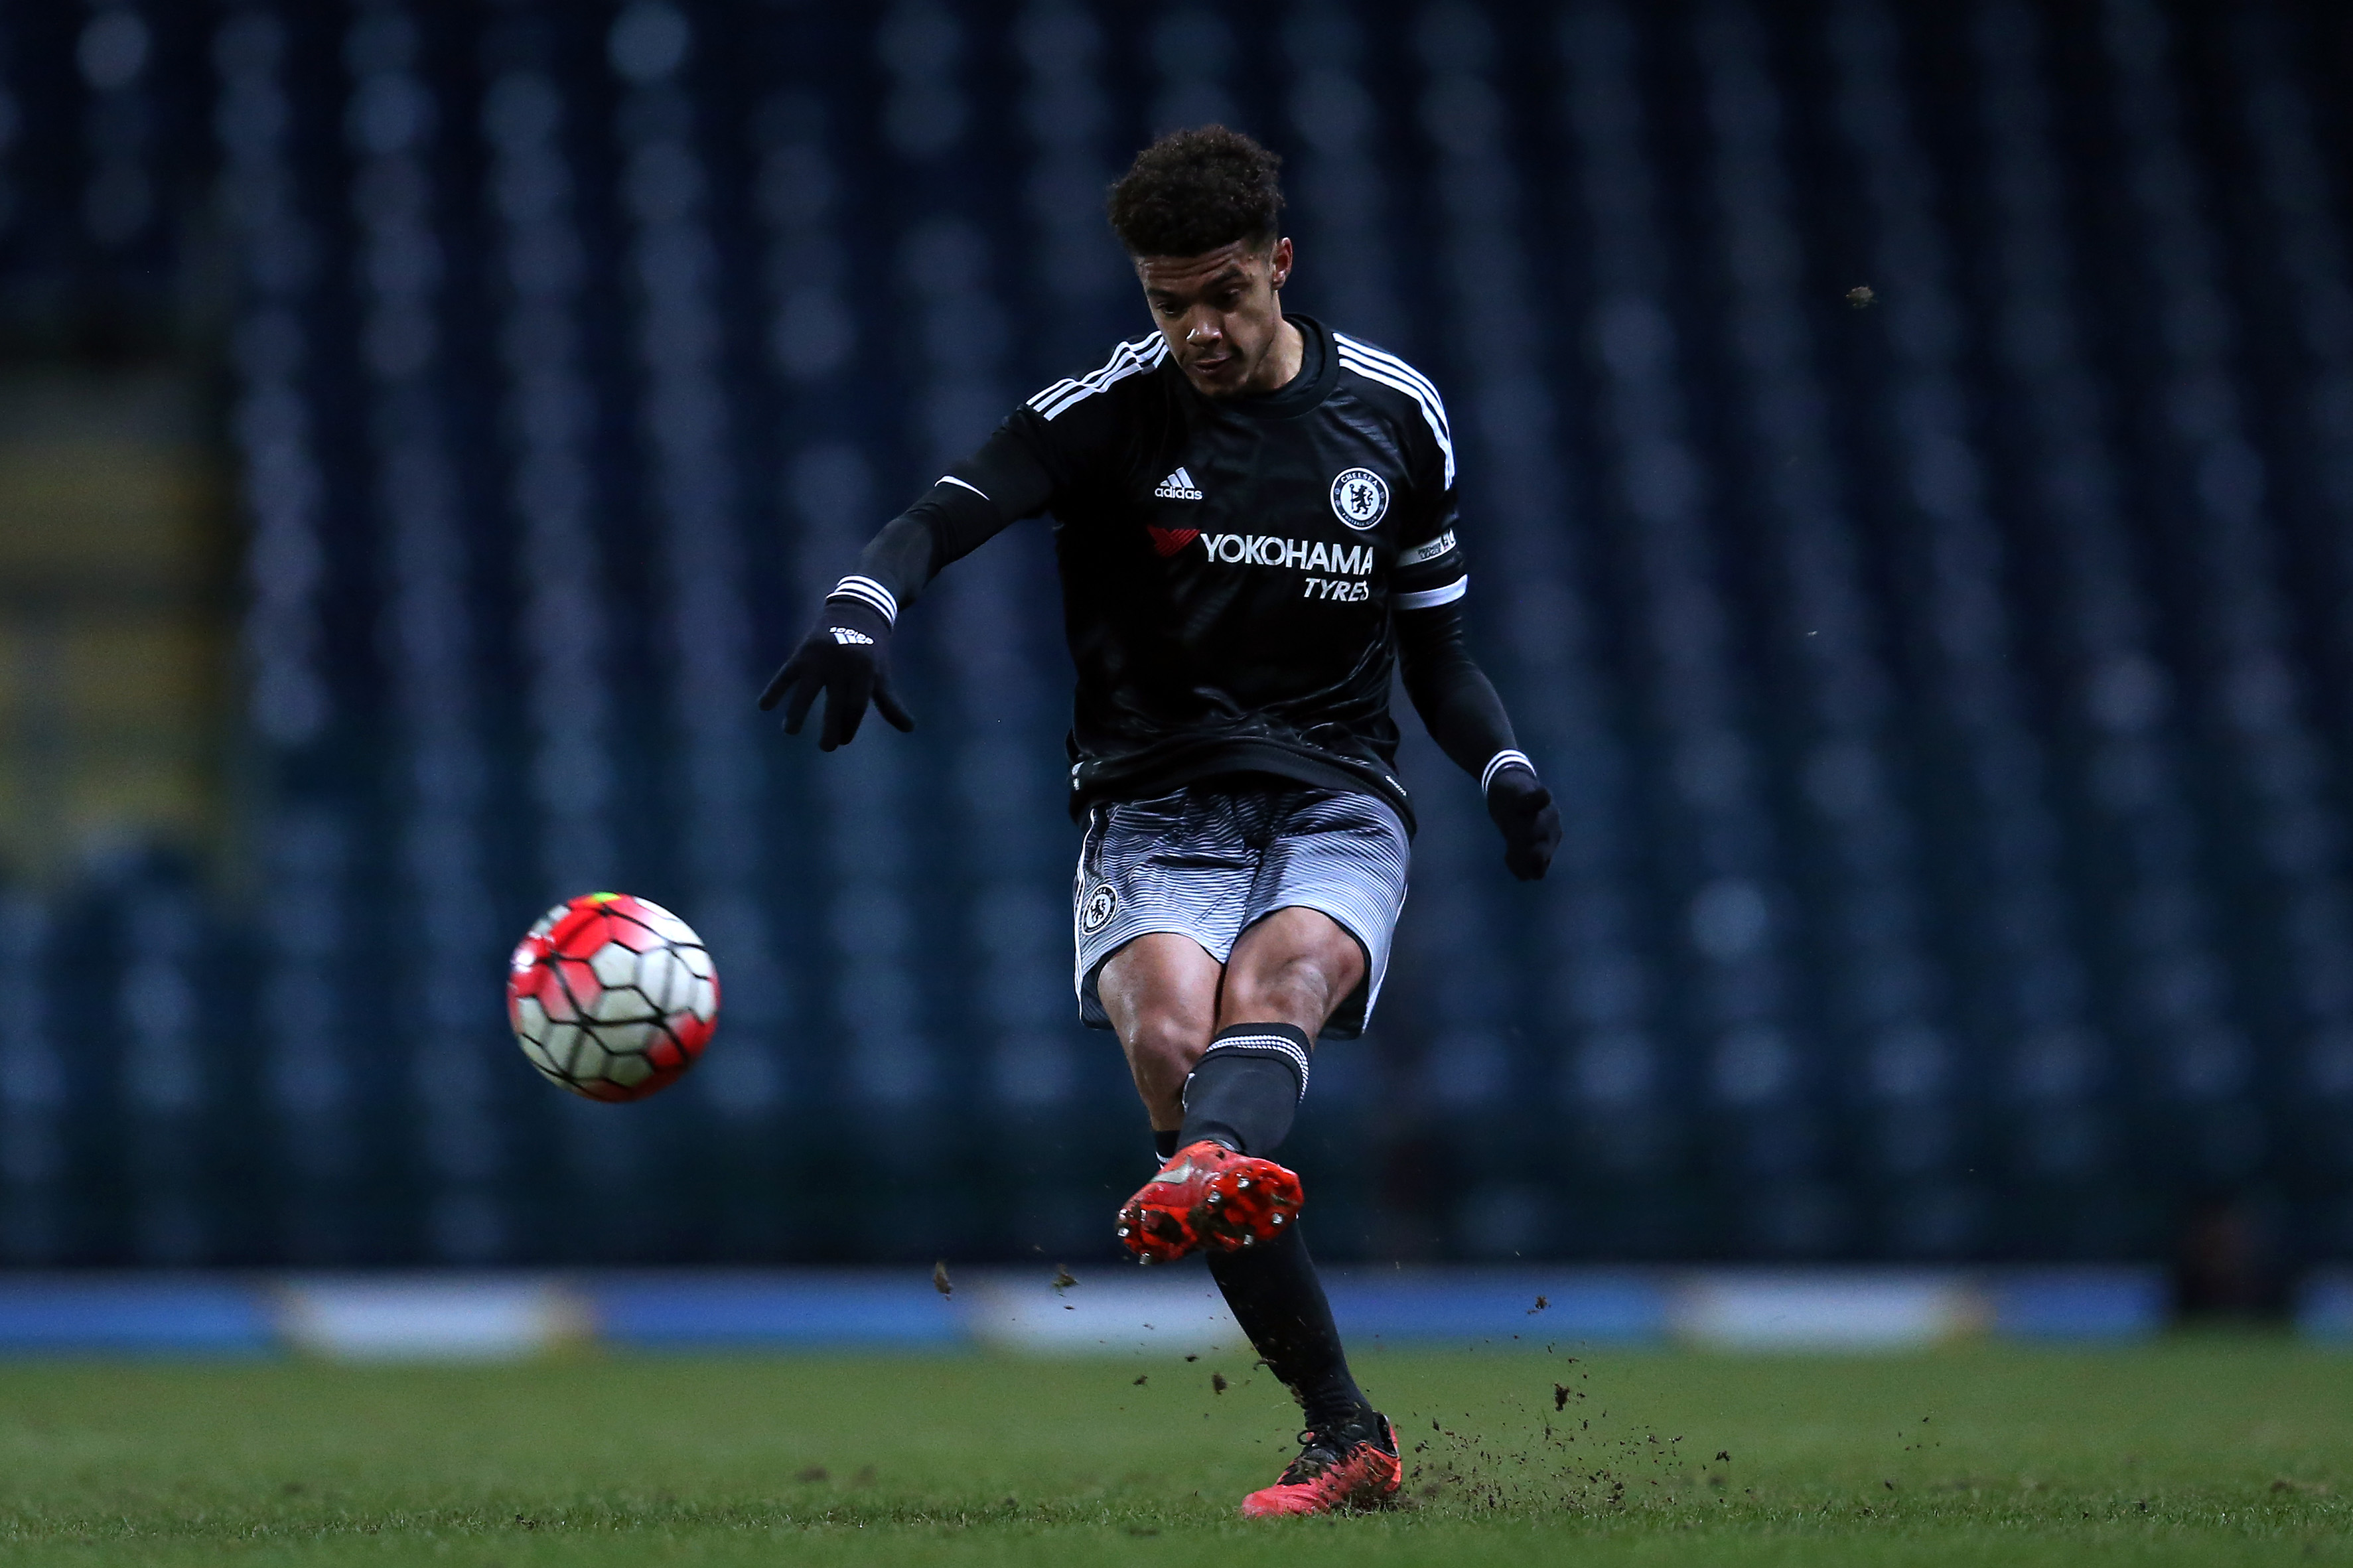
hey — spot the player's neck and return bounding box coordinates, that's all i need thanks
[1241,317,1306,397]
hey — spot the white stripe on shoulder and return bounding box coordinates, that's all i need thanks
[1335,342,1451,439]
[1394,576,1466,610]
[938,474,989,500]
[1338,347,1457,488]
[1037,346,1151,419]
[1028,335,1153,410]
[1033,334,1168,421]
[1334,332,1447,409]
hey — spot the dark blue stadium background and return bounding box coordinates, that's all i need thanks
[4,0,2353,1275]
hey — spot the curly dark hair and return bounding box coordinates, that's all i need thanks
[1105,125,1285,258]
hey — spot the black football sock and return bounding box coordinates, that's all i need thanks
[1176,1023,1311,1156]
[1206,1222,1370,1432]
[1154,1129,1179,1161]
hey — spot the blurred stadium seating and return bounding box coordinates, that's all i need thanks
[0,0,2349,1277]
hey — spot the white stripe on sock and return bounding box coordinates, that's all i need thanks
[1201,1034,1311,1100]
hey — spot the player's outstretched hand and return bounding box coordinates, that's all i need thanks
[1486,766,1561,881]
[756,599,915,752]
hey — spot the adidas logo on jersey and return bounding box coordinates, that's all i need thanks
[831,627,875,645]
[1154,466,1204,501]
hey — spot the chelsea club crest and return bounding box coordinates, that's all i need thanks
[1328,468,1390,530]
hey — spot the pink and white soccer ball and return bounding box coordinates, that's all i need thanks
[506,892,718,1102]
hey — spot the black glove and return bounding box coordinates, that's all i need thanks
[756,595,915,751]
[1486,764,1561,881]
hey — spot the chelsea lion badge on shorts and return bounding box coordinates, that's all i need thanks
[1081,883,1118,934]
[1329,468,1390,530]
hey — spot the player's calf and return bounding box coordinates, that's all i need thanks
[1179,1022,1311,1155]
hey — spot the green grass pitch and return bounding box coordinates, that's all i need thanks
[0,1340,2347,1564]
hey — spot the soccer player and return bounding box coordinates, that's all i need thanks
[762,127,1559,1516]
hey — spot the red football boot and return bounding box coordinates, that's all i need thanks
[1239,1413,1402,1518]
[1114,1139,1304,1263]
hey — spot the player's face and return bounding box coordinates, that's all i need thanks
[1135,238,1295,399]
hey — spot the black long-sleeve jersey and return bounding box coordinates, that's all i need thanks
[832,315,1525,831]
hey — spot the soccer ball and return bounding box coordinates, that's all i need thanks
[506,892,719,1102]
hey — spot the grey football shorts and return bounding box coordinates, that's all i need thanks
[1072,784,1411,1040]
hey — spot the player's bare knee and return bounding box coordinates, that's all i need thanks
[1120,1010,1207,1121]
[1128,1011,1208,1078]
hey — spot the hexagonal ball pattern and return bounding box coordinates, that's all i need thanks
[504,892,720,1102]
